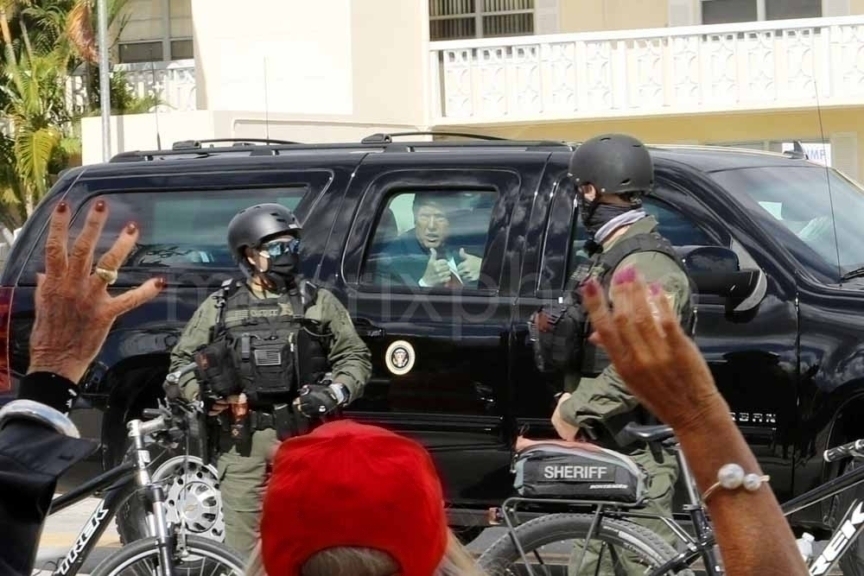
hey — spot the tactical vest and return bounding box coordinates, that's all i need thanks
[528,231,697,375]
[200,278,332,406]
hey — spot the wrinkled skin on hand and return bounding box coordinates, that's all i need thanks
[580,264,725,433]
[27,200,165,384]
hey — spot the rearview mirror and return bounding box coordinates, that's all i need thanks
[675,246,767,313]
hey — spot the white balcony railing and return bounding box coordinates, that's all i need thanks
[429,15,864,124]
[67,59,197,115]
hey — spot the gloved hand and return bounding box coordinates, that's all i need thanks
[294,385,339,417]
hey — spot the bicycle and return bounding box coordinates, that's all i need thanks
[478,422,864,575]
[36,363,245,576]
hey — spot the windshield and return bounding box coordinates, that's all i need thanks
[709,165,864,282]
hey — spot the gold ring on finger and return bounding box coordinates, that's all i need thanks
[95,267,118,285]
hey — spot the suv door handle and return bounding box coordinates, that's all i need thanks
[353,318,386,338]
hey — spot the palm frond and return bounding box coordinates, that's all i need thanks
[13,123,60,195]
[66,0,96,63]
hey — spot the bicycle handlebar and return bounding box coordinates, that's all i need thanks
[132,398,197,439]
[824,439,864,463]
[137,415,169,437]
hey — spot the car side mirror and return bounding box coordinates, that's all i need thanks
[675,246,767,313]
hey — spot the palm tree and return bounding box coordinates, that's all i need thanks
[0,0,142,235]
[0,48,76,230]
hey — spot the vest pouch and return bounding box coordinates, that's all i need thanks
[528,303,586,373]
[194,340,242,398]
[513,443,646,504]
[295,321,331,388]
[240,332,296,402]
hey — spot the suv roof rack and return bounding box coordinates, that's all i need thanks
[360,131,509,143]
[108,132,571,163]
[172,138,302,150]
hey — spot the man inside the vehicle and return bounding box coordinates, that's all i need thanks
[374,193,484,289]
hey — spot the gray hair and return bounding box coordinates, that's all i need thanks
[245,529,490,576]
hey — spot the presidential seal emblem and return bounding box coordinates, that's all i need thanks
[385,340,415,376]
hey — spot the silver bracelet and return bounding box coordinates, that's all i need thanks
[0,399,81,439]
[702,463,770,503]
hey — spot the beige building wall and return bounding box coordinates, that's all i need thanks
[559,0,669,33]
[454,107,863,180]
[560,0,864,32]
[190,0,429,126]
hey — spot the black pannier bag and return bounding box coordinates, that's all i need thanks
[512,443,646,504]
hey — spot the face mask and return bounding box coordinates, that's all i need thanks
[581,202,634,237]
[257,238,301,291]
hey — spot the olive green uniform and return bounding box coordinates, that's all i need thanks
[560,216,692,575]
[168,281,371,556]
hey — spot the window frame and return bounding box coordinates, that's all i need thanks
[428,0,536,41]
[700,0,822,24]
[342,169,522,296]
[117,0,194,64]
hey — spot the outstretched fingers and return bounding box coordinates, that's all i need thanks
[104,278,166,319]
[91,222,139,289]
[44,202,71,281]
[580,277,623,357]
[630,279,668,349]
[68,200,108,280]
[652,280,689,350]
[607,266,647,356]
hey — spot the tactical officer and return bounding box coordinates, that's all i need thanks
[538,134,695,574]
[167,203,372,558]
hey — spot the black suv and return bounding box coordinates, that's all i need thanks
[2,134,864,542]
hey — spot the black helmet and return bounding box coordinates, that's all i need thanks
[227,203,302,264]
[568,133,654,196]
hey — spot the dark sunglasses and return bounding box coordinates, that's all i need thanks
[260,238,300,258]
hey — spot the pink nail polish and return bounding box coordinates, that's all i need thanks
[582,279,599,297]
[613,266,636,285]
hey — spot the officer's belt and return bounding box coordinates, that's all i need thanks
[248,408,284,431]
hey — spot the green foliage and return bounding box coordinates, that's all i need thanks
[0,0,154,231]
[85,68,162,116]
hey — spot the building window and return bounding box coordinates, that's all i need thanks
[429,0,535,41]
[117,0,194,63]
[701,0,821,25]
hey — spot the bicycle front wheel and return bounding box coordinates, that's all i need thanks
[89,534,245,576]
[478,513,695,575]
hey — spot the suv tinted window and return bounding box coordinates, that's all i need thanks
[644,200,714,247]
[22,187,307,280]
[361,189,499,290]
[564,197,715,280]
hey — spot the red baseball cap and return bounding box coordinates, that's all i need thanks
[260,419,449,576]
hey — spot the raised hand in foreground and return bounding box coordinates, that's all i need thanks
[580,265,807,576]
[27,200,165,383]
